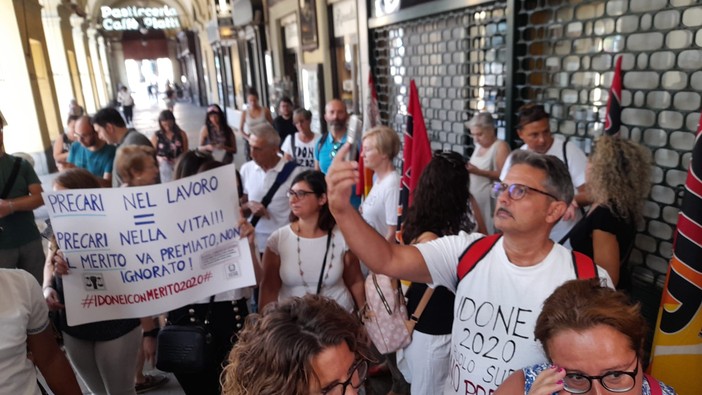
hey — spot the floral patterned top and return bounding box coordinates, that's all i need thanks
[154,130,186,163]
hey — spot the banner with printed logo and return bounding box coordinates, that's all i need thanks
[43,164,256,326]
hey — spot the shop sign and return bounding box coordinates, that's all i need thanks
[332,0,356,38]
[100,6,181,31]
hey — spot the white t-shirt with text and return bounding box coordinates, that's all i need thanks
[281,133,321,168]
[415,233,612,395]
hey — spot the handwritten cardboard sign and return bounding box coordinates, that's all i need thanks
[43,164,255,326]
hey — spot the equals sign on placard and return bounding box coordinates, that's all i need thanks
[133,213,155,226]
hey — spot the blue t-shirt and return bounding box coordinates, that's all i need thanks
[524,363,676,395]
[68,142,116,178]
[314,133,361,208]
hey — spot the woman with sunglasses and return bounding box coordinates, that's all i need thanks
[199,104,237,164]
[495,278,676,395]
[222,294,373,395]
[259,170,365,313]
[151,109,189,182]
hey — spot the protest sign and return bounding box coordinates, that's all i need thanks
[43,164,255,326]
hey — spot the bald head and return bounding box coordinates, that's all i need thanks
[75,116,101,149]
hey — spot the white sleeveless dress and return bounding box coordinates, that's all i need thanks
[469,142,499,234]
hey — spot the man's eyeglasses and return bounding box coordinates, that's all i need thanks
[286,189,315,199]
[320,359,368,395]
[562,358,639,394]
[490,182,558,201]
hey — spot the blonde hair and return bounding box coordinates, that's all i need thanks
[362,125,400,159]
[588,136,651,224]
[115,145,155,184]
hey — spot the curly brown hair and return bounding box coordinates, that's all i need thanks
[587,136,651,224]
[220,295,373,395]
[535,279,648,358]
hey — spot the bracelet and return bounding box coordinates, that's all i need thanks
[143,328,159,338]
[8,200,15,213]
[42,285,53,291]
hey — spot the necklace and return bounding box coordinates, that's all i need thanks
[296,223,335,292]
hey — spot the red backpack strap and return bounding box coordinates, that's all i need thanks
[644,373,663,395]
[457,234,502,281]
[572,251,597,279]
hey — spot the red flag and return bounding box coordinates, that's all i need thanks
[357,73,381,197]
[396,80,431,241]
[649,111,702,393]
[604,56,623,136]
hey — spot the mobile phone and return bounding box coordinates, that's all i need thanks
[346,115,362,161]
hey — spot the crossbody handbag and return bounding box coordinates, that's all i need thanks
[404,286,434,333]
[362,274,412,354]
[156,296,215,373]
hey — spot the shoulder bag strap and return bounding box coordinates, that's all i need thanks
[457,234,502,281]
[406,287,435,332]
[315,230,333,294]
[644,373,663,395]
[562,140,569,168]
[1,157,22,199]
[251,161,298,227]
[290,133,297,160]
[572,251,598,279]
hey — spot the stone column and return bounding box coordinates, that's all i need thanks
[109,41,129,93]
[40,0,74,121]
[98,36,114,101]
[71,14,97,113]
[87,27,108,107]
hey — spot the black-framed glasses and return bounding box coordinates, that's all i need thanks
[562,358,639,394]
[286,189,315,199]
[490,182,558,201]
[320,359,368,395]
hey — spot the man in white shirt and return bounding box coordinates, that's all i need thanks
[326,147,611,395]
[499,104,589,243]
[240,124,302,253]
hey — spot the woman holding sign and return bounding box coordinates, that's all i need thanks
[42,168,163,395]
[258,170,365,312]
[165,150,255,395]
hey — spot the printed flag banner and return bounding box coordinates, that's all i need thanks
[604,55,623,136]
[396,80,431,242]
[43,164,256,325]
[649,113,702,394]
[358,72,381,197]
